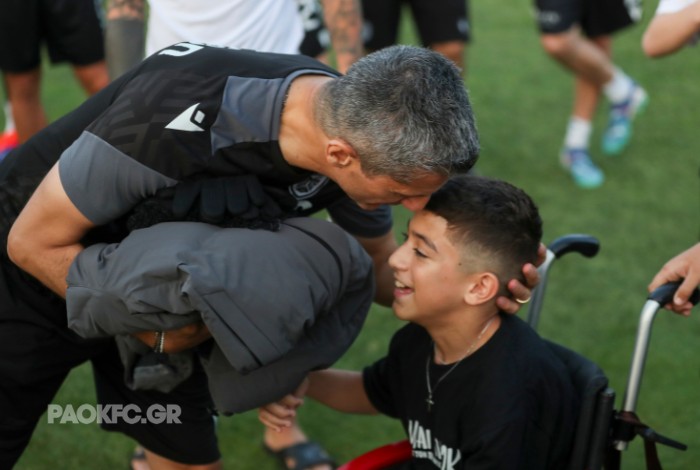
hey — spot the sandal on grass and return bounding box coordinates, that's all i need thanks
[263,441,336,470]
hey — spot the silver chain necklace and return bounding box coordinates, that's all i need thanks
[425,316,495,412]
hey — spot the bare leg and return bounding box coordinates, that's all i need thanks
[72,60,110,96]
[131,446,222,470]
[264,423,333,470]
[430,39,466,73]
[3,69,47,144]
[571,36,611,121]
[541,28,611,188]
[539,28,613,87]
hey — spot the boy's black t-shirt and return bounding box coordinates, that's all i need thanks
[363,314,578,469]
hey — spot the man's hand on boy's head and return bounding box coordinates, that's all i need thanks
[534,242,547,267]
[497,243,545,315]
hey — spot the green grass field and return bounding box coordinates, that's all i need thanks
[6,3,700,469]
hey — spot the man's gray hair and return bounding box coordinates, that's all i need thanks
[316,45,480,183]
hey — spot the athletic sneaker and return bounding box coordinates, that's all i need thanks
[560,148,604,189]
[601,83,649,156]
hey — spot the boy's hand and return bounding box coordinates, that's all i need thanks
[497,243,545,314]
[648,242,700,316]
[258,395,302,432]
[258,378,309,432]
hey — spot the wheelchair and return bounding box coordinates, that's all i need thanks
[338,235,696,470]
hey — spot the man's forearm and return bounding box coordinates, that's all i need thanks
[8,243,83,298]
[105,0,146,79]
[106,0,145,20]
[322,0,364,73]
[642,3,700,57]
[7,165,94,298]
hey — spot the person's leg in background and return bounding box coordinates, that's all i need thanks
[0,0,109,145]
[541,29,611,188]
[411,0,471,74]
[3,69,48,144]
[535,0,646,189]
[47,0,109,97]
[0,0,46,145]
[361,0,402,54]
[91,342,223,470]
[72,61,110,96]
[0,96,19,158]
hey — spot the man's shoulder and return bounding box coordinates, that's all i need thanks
[143,43,339,78]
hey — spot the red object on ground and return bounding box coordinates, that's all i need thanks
[337,440,412,470]
[0,129,18,154]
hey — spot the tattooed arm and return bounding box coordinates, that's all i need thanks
[105,0,146,80]
[106,0,145,20]
[321,0,364,73]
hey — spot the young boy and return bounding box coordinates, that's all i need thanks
[260,175,578,469]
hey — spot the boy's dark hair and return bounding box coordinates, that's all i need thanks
[425,175,542,290]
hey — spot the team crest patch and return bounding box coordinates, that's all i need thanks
[289,174,329,199]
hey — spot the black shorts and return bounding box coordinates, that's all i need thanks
[0,0,105,72]
[534,0,643,38]
[297,0,330,59]
[93,342,219,465]
[0,256,219,468]
[362,0,471,50]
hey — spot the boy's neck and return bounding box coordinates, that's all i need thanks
[428,305,501,365]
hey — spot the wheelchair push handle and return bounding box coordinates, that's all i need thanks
[614,281,699,452]
[648,280,700,306]
[548,234,600,259]
[621,281,700,414]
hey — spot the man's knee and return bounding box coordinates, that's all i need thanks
[3,69,42,102]
[540,30,578,60]
[73,61,109,95]
[431,41,466,70]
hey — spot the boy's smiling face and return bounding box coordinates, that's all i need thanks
[388,210,475,325]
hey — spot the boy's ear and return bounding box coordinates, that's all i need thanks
[463,272,500,306]
[326,138,358,168]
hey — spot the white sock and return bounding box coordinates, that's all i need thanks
[603,68,634,105]
[3,101,14,132]
[564,117,592,149]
